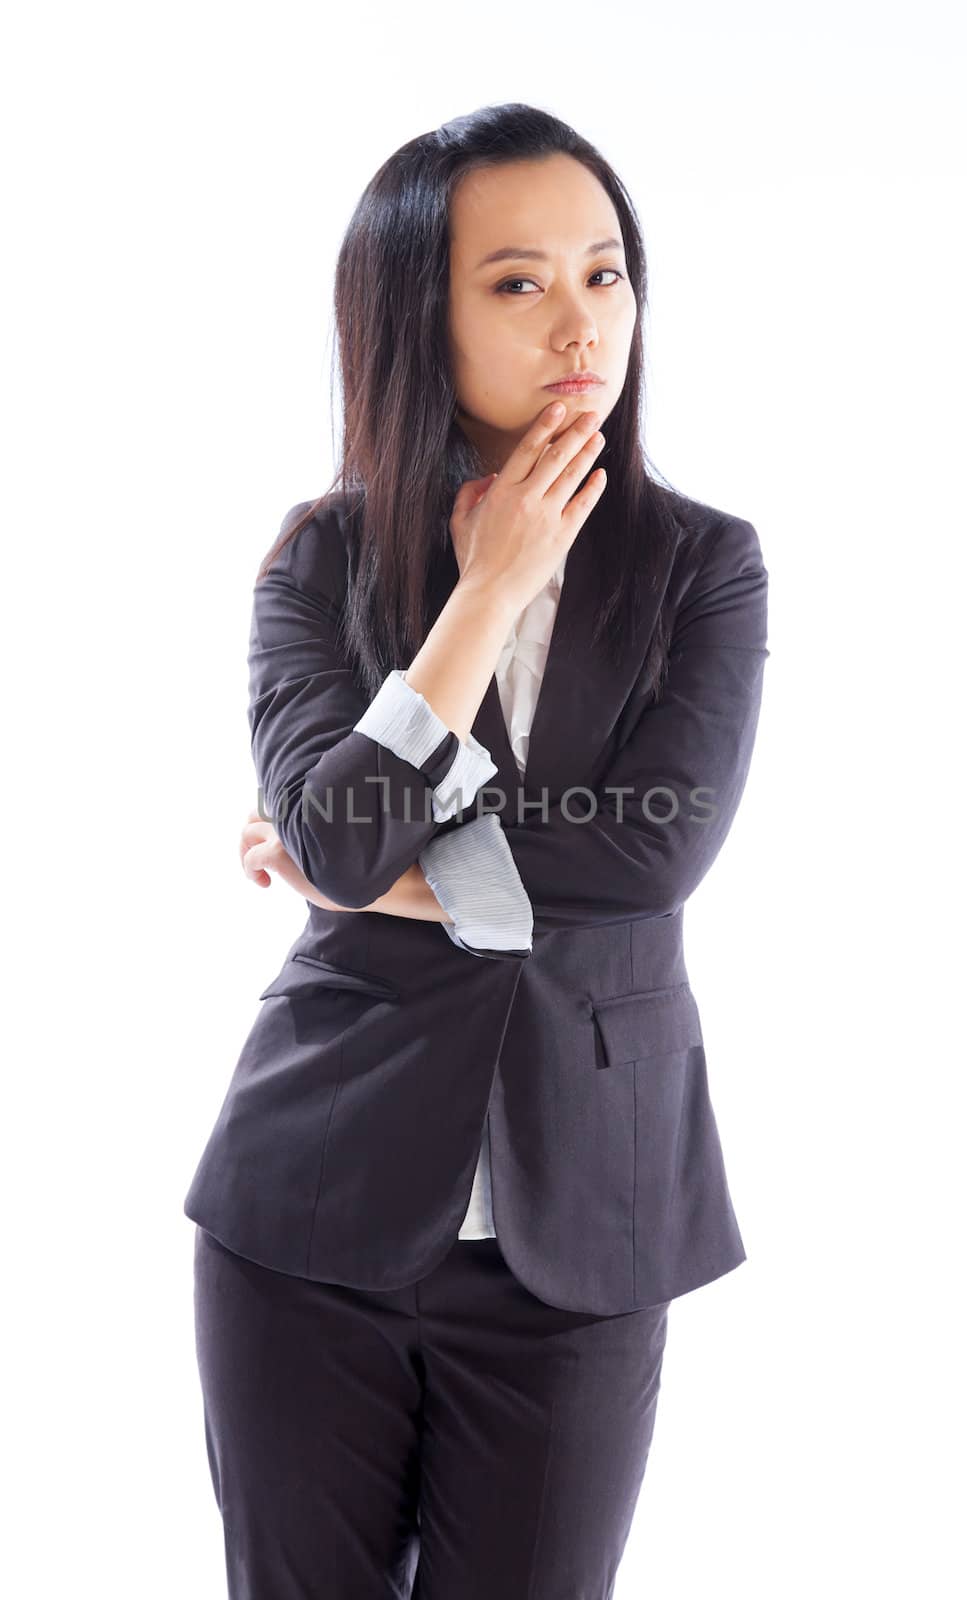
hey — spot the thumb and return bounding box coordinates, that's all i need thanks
[471,472,498,503]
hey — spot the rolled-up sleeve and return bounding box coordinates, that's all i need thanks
[419,813,533,960]
[499,514,770,934]
[416,513,770,941]
[354,670,497,822]
[249,501,499,910]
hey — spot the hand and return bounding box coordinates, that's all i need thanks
[238,809,446,920]
[448,401,607,614]
[239,808,352,911]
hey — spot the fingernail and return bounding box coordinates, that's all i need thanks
[548,401,565,417]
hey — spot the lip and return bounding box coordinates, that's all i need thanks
[543,374,605,394]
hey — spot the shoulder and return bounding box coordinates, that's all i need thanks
[656,489,768,651]
[651,487,768,651]
[653,486,765,611]
[661,487,767,579]
[256,489,360,605]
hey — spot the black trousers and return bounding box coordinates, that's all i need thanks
[192,1224,670,1599]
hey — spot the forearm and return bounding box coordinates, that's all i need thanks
[299,861,450,924]
[250,556,503,911]
[403,577,517,745]
[365,861,451,922]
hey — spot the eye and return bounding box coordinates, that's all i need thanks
[495,268,625,296]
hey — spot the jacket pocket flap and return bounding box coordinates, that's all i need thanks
[259,952,400,1002]
[591,984,702,1069]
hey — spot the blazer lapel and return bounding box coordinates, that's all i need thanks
[426,517,676,822]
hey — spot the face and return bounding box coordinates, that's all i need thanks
[447,152,636,474]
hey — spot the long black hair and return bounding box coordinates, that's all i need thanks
[260,102,693,706]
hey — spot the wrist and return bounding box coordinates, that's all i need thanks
[452,573,519,634]
[367,862,450,922]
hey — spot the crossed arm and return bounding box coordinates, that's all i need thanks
[239,808,448,923]
[244,503,768,956]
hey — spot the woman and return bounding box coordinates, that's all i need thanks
[185,102,769,1598]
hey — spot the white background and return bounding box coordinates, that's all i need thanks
[3,1,964,1594]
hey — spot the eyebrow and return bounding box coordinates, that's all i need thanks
[474,236,625,270]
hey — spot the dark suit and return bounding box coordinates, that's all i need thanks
[183,489,769,1317]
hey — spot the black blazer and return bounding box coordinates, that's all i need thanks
[183,490,770,1314]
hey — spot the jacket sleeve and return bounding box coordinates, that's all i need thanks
[248,503,499,909]
[423,512,770,941]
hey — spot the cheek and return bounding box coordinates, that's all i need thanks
[451,322,504,390]
[607,299,638,357]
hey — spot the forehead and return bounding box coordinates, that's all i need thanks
[449,155,622,268]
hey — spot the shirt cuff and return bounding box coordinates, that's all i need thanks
[440,920,532,960]
[353,669,498,821]
[419,812,534,958]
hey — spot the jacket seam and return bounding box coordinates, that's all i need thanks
[305,1031,346,1275]
[629,921,637,1302]
[632,1063,639,1303]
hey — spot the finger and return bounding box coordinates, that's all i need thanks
[458,473,495,505]
[241,819,272,844]
[502,403,603,500]
[240,826,268,865]
[560,463,608,530]
[242,811,277,842]
[472,474,498,505]
[542,428,607,514]
[242,843,273,883]
[498,400,587,486]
